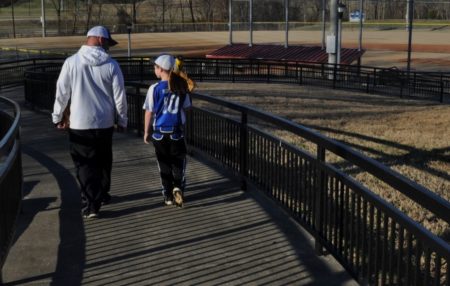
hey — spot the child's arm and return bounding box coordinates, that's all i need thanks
[144,110,153,144]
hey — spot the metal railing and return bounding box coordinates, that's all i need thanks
[11,58,450,285]
[179,58,450,103]
[0,96,22,284]
[1,57,449,103]
[123,82,450,286]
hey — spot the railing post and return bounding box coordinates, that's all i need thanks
[240,111,248,191]
[200,61,204,82]
[140,58,144,82]
[266,64,271,83]
[440,74,444,103]
[333,64,337,89]
[232,61,235,83]
[373,67,377,89]
[400,76,404,98]
[285,62,288,79]
[314,146,326,255]
[366,73,370,93]
[299,65,303,85]
[136,85,143,136]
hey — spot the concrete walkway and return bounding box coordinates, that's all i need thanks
[1,86,358,285]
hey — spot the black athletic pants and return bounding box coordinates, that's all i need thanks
[69,127,114,213]
[152,135,187,199]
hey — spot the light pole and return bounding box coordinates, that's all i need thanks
[284,0,289,48]
[406,0,414,74]
[327,0,337,66]
[321,0,326,50]
[11,0,16,38]
[337,2,346,65]
[249,0,253,47]
[228,0,232,45]
[41,0,46,37]
[126,23,132,58]
[358,0,364,52]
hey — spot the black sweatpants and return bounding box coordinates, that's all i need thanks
[152,135,187,198]
[69,127,114,213]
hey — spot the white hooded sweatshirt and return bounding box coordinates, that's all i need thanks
[52,45,128,129]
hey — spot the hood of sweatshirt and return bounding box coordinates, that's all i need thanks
[78,45,110,66]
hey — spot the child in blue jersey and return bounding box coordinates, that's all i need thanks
[143,54,192,207]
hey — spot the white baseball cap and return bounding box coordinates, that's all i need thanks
[154,54,175,71]
[86,26,118,46]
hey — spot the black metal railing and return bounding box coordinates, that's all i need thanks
[123,82,450,286]
[0,96,22,284]
[178,58,450,103]
[11,58,450,285]
[1,57,449,103]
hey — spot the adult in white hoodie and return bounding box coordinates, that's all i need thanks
[52,26,128,219]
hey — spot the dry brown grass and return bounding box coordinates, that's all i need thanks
[196,81,450,237]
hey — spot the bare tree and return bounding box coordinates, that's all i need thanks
[186,0,196,30]
[48,0,62,34]
[85,0,93,33]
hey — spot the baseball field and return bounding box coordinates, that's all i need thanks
[1,29,450,71]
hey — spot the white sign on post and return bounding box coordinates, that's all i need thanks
[326,35,336,54]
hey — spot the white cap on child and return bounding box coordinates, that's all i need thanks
[154,54,175,71]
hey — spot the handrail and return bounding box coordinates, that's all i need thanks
[0,97,21,157]
[123,81,450,226]
[0,96,22,284]
[192,91,450,225]
[179,90,450,284]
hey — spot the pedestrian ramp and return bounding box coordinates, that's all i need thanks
[1,87,357,285]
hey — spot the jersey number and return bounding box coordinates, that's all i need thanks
[163,93,180,114]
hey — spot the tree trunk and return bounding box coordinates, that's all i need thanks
[86,0,93,33]
[180,0,184,29]
[187,0,196,30]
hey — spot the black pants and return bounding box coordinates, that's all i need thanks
[152,135,187,198]
[69,127,114,213]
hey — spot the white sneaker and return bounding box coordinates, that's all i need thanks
[172,187,183,207]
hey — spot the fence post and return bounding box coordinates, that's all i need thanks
[240,111,248,191]
[440,74,444,103]
[299,65,303,85]
[285,62,288,79]
[200,61,203,82]
[136,85,143,136]
[314,146,326,255]
[232,62,235,83]
[400,76,404,98]
[267,64,271,83]
[366,73,370,93]
[140,58,144,82]
[333,64,337,89]
[373,67,377,90]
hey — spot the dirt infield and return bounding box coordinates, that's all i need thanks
[1,29,450,71]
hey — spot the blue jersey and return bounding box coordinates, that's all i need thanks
[143,80,191,136]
